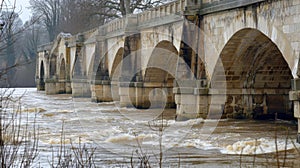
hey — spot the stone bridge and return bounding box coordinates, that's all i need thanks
[36,0,300,140]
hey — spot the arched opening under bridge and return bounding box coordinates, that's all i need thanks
[213,28,293,120]
[39,61,45,90]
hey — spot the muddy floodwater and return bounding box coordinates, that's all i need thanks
[10,88,300,167]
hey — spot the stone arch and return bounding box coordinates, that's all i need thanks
[110,47,124,80]
[218,18,297,78]
[94,56,109,81]
[49,55,57,77]
[205,16,296,81]
[58,58,67,93]
[72,47,84,78]
[144,41,178,83]
[87,51,97,80]
[108,47,124,101]
[142,40,179,108]
[258,25,295,77]
[214,28,293,119]
[59,58,66,80]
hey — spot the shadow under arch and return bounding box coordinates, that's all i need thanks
[141,40,179,109]
[59,58,66,80]
[110,47,125,102]
[58,58,67,93]
[72,46,84,79]
[110,47,125,79]
[213,28,293,120]
[39,60,45,90]
[49,55,57,78]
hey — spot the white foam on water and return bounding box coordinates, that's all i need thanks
[105,133,159,144]
[45,138,72,145]
[97,127,124,137]
[97,102,115,105]
[176,139,217,150]
[170,118,204,126]
[118,107,138,112]
[66,115,116,123]
[10,88,300,166]
[41,136,90,145]
[141,118,203,128]
[105,134,136,144]
[56,109,73,113]
[221,138,300,155]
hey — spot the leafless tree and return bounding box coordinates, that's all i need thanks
[59,0,107,34]
[29,0,170,41]
[108,0,166,16]
[0,0,24,87]
[0,0,42,87]
[29,0,61,42]
[77,0,169,20]
[21,18,47,62]
[0,1,40,166]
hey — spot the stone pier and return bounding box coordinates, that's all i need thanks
[43,77,72,94]
[290,79,300,142]
[119,81,175,109]
[45,78,58,95]
[36,78,45,91]
[71,79,91,97]
[91,80,112,102]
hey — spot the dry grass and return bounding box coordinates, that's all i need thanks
[0,88,39,167]
[48,121,97,168]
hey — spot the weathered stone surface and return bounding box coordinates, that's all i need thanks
[45,82,57,95]
[36,79,45,91]
[71,82,91,97]
[91,83,113,102]
[289,91,300,101]
[291,79,300,91]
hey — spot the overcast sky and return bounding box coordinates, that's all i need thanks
[15,0,31,22]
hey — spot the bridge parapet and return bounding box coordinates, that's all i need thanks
[37,42,53,52]
[99,17,126,38]
[200,0,265,15]
[105,18,126,34]
[202,0,222,3]
[81,28,99,39]
[66,28,98,47]
[138,0,186,23]
[98,0,192,37]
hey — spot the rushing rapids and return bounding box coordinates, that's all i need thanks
[8,88,300,167]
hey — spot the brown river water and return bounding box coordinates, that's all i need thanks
[8,88,300,167]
